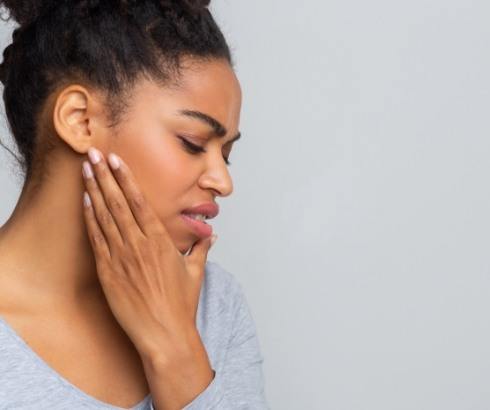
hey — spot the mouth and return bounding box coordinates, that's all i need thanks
[180,212,213,239]
[181,213,211,223]
[180,202,219,239]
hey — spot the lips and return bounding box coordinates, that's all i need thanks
[181,202,220,220]
[180,202,219,239]
[180,213,213,238]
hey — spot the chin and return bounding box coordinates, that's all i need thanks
[179,246,191,256]
[174,237,198,256]
[163,219,202,255]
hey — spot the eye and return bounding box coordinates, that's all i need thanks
[179,136,206,154]
[178,136,232,166]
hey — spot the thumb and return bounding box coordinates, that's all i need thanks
[186,233,218,267]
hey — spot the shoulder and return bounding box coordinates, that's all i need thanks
[196,260,249,338]
[200,259,244,310]
[197,260,263,365]
[203,260,241,292]
[200,260,265,363]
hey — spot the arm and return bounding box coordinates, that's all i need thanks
[149,281,270,410]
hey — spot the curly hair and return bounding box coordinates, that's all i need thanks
[0,0,233,183]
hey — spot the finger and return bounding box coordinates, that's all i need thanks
[105,151,173,243]
[185,234,217,275]
[82,190,112,262]
[86,148,144,242]
[185,235,216,320]
[82,159,124,251]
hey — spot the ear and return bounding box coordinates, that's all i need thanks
[52,84,107,154]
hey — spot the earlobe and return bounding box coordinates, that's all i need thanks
[52,84,100,154]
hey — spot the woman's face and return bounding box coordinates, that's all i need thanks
[104,59,242,254]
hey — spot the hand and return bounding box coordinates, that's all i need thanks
[81,146,216,361]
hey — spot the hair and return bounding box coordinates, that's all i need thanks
[0,0,233,184]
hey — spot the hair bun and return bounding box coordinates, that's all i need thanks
[184,0,211,8]
[159,0,210,16]
[0,0,57,26]
[0,1,211,26]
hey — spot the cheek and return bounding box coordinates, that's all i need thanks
[118,134,196,219]
[132,145,203,251]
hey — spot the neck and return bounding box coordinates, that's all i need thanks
[0,155,105,313]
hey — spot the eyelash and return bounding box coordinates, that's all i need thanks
[178,136,232,166]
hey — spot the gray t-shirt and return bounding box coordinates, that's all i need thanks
[0,260,269,409]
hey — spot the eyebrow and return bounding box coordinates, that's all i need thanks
[178,109,242,143]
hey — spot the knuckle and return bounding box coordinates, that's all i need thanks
[131,193,146,212]
[137,232,149,246]
[118,172,130,185]
[108,196,125,213]
[126,234,142,252]
[193,267,206,280]
[91,232,105,246]
[99,211,113,226]
[85,178,98,190]
[97,163,109,176]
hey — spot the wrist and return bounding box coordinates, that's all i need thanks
[139,326,207,371]
[141,328,215,410]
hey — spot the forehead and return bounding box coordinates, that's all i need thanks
[175,58,242,108]
[130,58,242,132]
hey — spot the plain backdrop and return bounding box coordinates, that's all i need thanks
[1,1,490,409]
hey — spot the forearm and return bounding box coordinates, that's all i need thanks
[140,329,215,410]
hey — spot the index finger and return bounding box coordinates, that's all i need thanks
[107,153,171,241]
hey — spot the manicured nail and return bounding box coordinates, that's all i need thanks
[88,147,101,164]
[210,234,218,246]
[108,153,121,170]
[83,191,92,207]
[82,161,94,179]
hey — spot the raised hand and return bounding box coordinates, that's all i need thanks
[81,146,216,361]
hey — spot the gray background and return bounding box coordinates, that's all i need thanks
[1,1,490,409]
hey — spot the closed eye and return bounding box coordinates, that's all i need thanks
[178,136,232,166]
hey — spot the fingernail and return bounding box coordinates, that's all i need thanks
[210,234,218,246]
[108,153,121,170]
[83,191,92,207]
[88,147,101,164]
[82,161,94,179]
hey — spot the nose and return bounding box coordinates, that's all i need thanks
[198,152,234,197]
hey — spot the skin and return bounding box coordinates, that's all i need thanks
[0,57,242,408]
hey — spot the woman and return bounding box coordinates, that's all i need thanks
[0,1,269,409]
